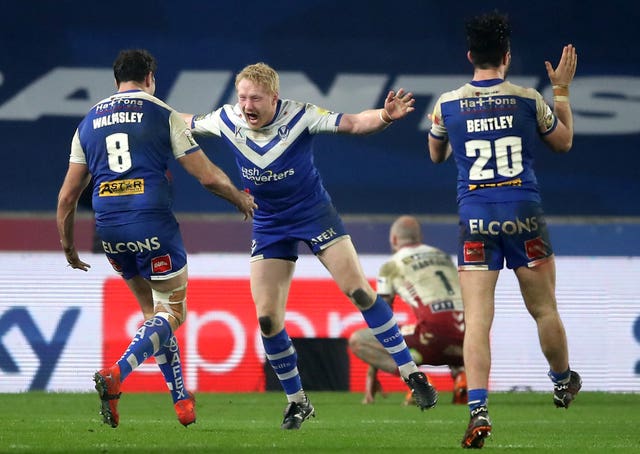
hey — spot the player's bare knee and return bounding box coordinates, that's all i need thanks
[348,330,364,352]
[152,285,187,328]
[258,315,273,336]
[350,288,373,310]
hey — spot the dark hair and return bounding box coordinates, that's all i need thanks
[465,11,511,68]
[113,49,157,85]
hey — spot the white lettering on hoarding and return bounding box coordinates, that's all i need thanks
[186,311,246,389]
[2,253,640,392]
[0,69,636,135]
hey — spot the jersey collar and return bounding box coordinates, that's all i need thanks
[469,78,504,87]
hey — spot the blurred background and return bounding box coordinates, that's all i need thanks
[1,0,638,254]
[0,0,638,393]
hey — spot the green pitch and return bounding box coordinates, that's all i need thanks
[1,391,637,452]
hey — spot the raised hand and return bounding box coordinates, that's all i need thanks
[545,44,577,87]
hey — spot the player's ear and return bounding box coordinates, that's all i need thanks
[467,51,474,64]
[390,233,398,250]
[503,52,511,67]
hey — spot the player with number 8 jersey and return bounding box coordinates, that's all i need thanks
[58,49,255,428]
[71,89,197,225]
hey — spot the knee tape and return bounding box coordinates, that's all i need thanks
[152,284,187,326]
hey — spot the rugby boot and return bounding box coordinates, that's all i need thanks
[93,367,121,428]
[175,392,196,427]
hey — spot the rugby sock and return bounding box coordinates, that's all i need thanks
[262,329,304,401]
[361,295,417,378]
[468,388,489,413]
[117,316,172,382]
[155,335,188,403]
[548,367,571,384]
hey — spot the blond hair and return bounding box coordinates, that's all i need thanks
[235,62,279,95]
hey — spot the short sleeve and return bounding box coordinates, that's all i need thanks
[69,129,87,164]
[169,111,201,159]
[535,91,558,136]
[303,103,342,134]
[192,108,224,136]
[429,94,448,140]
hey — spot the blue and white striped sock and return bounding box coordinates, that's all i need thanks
[361,296,416,377]
[155,334,188,403]
[468,388,489,413]
[117,316,172,382]
[263,329,303,400]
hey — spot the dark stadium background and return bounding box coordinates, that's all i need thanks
[1,0,638,254]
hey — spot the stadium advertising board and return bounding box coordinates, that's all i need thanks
[1,253,638,393]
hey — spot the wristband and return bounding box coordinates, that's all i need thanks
[553,96,570,103]
[378,109,393,124]
[552,84,569,97]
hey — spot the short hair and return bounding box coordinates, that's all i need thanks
[465,11,511,69]
[391,215,422,244]
[113,49,157,85]
[235,62,279,95]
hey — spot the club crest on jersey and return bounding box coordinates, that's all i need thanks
[278,125,289,141]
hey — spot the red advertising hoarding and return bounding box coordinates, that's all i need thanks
[103,278,455,394]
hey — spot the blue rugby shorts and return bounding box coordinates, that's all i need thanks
[96,215,187,280]
[457,201,553,270]
[250,203,349,261]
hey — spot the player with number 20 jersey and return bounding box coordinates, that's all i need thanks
[430,80,558,270]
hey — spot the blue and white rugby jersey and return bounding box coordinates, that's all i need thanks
[192,99,343,225]
[70,90,200,226]
[430,79,558,205]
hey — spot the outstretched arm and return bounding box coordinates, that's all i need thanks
[338,88,415,135]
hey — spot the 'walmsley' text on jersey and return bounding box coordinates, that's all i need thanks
[429,79,558,205]
[69,90,200,226]
[192,99,342,225]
